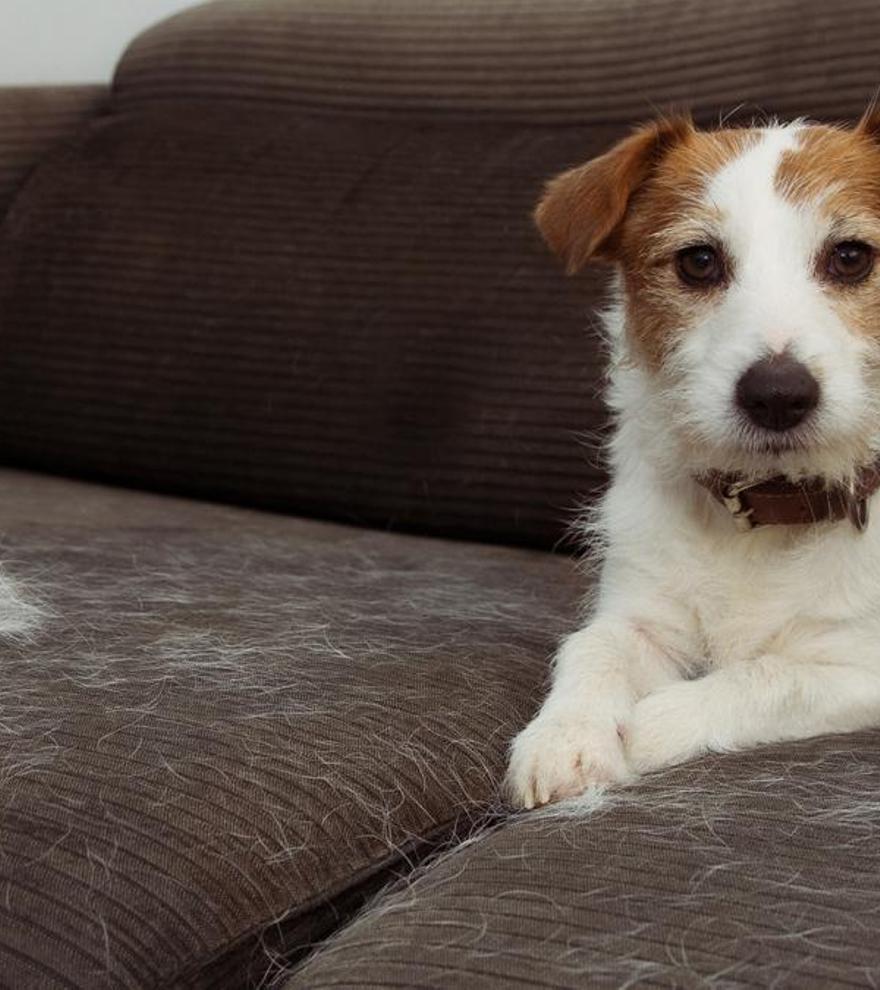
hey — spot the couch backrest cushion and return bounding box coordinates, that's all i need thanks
[115,0,880,124]
[1,0,879,547]
[0,106,608,547]
[0,86,106,218]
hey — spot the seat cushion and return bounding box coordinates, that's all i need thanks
[0,469,581,989]
[282,732,880,988]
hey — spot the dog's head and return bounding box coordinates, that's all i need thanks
[537,112,880,482]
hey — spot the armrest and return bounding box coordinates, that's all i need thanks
[0,85,107,219]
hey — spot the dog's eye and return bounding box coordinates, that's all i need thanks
[828,240,874,283]
[675,245,723,287]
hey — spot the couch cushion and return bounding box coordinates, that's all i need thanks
[0,469,581,989]
[0,103,609,549]
[0,85,106,217]
[116,0,880,124]
[283,732,880,988]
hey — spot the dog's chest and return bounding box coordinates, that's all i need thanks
[605,473,880,666]
[677,523,877,665]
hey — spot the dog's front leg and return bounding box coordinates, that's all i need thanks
[505,614,685,808]
[626,644,880,775]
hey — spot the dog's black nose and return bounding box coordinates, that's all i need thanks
[735,354,820,432]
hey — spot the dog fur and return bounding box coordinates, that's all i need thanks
[507,109,880,808]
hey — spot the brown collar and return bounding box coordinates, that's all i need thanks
[697,460,880,532]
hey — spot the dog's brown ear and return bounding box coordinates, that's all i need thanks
[535,114,694,274]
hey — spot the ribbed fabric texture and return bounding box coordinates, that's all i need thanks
[116,0,880,123]
[285,733,880,988]
[0,86,106,216]
[0,469,581,990]
[0,104,609,548]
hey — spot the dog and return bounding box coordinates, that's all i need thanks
[506,108,880,809]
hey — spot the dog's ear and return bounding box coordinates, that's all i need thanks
[535,114,694,274]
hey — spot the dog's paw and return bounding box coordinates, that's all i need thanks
[505,709,632,809]
[624,682,712,774]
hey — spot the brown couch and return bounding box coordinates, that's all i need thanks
[1,1,879,987]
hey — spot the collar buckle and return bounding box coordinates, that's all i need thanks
[720,478,760,531]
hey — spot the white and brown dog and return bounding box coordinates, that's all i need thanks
[507,110,880,808]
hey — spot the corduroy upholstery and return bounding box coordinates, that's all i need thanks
[0,468,580,989]
[2,0,880,987]
[0,85,107,215]
[284,733,880,988]
[0,108,608,548]
[116,0,880,124]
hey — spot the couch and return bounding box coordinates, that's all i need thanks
[1,1,879,987]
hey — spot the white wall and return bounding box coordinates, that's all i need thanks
[0,0,204,85]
